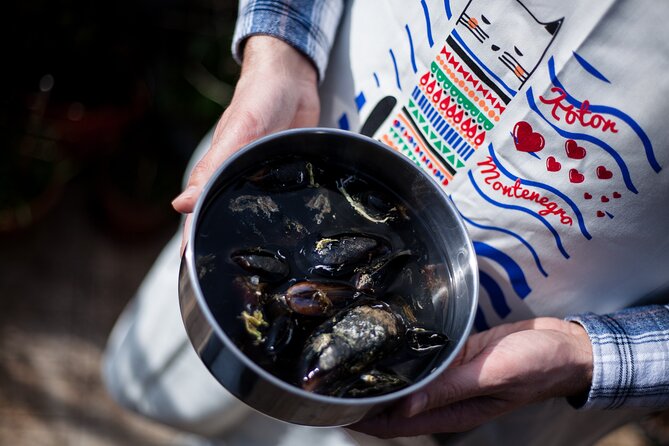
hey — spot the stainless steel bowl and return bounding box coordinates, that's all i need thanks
[178,128,478,427]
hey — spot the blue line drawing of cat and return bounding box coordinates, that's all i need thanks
[454,0,563,96]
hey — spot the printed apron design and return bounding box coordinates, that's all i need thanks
[321,0,664,329]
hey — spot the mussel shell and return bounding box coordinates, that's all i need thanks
[246,159,315,190]
[378,295,449,356]
[231,248,289,282]
[231,275,267,308]
[298,299,404,395]
[305,233,390,277]
[352,250,414,296]
[337,176,409,224]
[362,191,397,216]
[284,281,360,317]
[405,328,449,355]
[334,369,410,398]
[264,313,296,359]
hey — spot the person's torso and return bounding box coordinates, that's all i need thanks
[319,0,669,329]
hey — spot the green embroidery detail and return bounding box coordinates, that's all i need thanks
[404,104,464,171]
[388,126,420,166]
[431,61,494,131]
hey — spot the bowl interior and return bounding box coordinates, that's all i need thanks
[190,128,478,403]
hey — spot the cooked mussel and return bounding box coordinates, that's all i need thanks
[231,275,268,308]
[337,176,408,224]
[405,327,450,355]
[264,312,296,358]
[304,233,390,277]
[297,293,450,395]
[334,369,410,398]
[231,248,289,282]
[247,159,316,190]
[384,294,450,355]
[217,156,449,399]
[352,250,414,296]
[298,299,404,394]
[284,281,360,317]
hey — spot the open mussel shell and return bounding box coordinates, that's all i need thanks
[231,275,268,308]
[333,369,411,398]
[405,328,450,355]
[352,249,414,296]
[246,159,316,190]
[337,175,409,224]
[304,233,390,277]
[231,248,289,283]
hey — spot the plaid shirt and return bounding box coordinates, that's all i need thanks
[231,0,669,411]
[232,0,343,81]
[567,305,669,409]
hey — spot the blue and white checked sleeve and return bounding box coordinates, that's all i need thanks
[566,304,669,409]
[232,0,344,81]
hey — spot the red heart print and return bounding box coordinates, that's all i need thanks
[613,192,621,198]
[597,166,613,179]
[584,193,592,199]
[513,121,545,153]
[569,168,584,183]
[546,156,561,172]
[596,210,605,218]
[601,196,609,203]
[565,140,586,159]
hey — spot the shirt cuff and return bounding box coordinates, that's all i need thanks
[232,0,344,82]
[566,305,669,410]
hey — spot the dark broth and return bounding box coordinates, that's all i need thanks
[194,156,449,395]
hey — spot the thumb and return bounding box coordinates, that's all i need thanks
[180,214,193,257]
[172,148,225,214]
[172,113,262,214]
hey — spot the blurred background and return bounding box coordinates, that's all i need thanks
[1,0,238,443]
[0,0,667,445]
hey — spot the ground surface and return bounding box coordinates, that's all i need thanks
[0,181,182,445]
[1,180,668,445]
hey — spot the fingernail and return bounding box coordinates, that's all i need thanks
[172,186,197,205]
[407,392,428,417]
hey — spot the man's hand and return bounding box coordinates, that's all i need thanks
[350,317,593,438]
[171,36,320,252]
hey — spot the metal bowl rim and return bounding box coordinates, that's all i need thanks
[185,127,479,406]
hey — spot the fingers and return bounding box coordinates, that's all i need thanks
[172,124,240,214]
[171,185,200,215]
[171,39,320,215]
[173,120,261,252]
[394,320,547,419]
[352,318,586,439]
[172,106,266,212]
[350,397,506,438]
[396,361,486,418]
